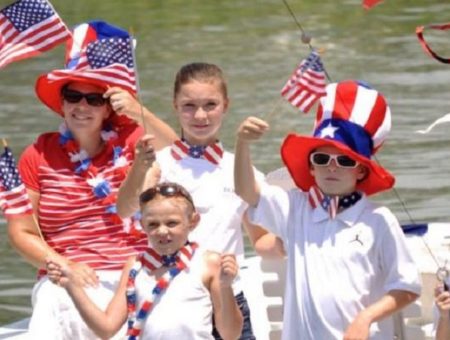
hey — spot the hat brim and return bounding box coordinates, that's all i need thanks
[35,72,113,116]
[280,134,395,196]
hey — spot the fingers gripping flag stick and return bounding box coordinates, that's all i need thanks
[0,0,71,69]
[0,143,33,217]
[281,50,327,114]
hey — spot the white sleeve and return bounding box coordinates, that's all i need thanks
[380,210,422,295]
[247,182,291,243]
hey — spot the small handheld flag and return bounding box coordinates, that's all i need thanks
[0,0,71,69]
[0,144,33,217]
[281,50,327,114]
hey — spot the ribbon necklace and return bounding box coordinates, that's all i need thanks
[170,138,224,165]
[308,185,362,219]
[58,122,141,235]
[126,242,198,339]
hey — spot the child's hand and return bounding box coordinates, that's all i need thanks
[435,283,450,318]
[104,86,140,121]
[236,116,269,143]
[46,257,65,286]
[219,254,238,288]
[135,134,156,171]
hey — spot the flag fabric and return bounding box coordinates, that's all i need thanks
[0,146,33,217]
[48,36,136,94]
[281,50,327,114]
[0,0,70,69]
[362,0,383,10]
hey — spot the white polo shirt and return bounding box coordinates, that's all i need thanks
[248,183,421,340]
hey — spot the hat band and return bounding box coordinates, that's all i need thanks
[313,119,373,158]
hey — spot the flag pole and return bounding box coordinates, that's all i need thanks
[1,138,46,243]
[129,27,148,134]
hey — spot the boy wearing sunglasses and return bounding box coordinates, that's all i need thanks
[46,182,243,339]
[234,80,421,339]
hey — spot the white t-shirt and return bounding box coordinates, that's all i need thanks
[137,249,213,340]
[248,183,422,340]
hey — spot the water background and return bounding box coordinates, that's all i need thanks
[0,0,449,324]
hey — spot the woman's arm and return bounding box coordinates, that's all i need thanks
[435,283,450,340]
[104,87,178,150]
[205,252,243,340]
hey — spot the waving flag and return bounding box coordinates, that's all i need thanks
[0,0,70,69]
[281,50,327,114]
[48,22,136,92]
[0,146,33,217]
[362,0,383,10]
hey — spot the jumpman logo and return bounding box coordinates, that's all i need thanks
[350,233,363,246]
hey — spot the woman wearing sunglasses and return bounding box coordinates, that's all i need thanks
[234,80,421,340]
[7,21,177,339]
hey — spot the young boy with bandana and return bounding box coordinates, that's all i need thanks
[234,80,421,339]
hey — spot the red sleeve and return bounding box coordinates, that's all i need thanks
[18,135,47,192]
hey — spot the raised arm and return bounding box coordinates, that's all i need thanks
[206,252,243,340]
[343,290,419,339]
[234,116,269,207]
[104,87,178,150]
[116,135,160,218]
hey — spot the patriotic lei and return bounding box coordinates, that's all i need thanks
[58,122,142,235]
[126,242,198,339]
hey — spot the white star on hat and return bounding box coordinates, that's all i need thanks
[319,123,339,138]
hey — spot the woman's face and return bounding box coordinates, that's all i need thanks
[61,82,111,135]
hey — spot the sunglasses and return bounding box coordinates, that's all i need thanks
[62,88,107,107]
[310,152,359,168]
[140,183,195,210]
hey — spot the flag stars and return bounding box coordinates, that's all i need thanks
[319,123,339,138]
[2,0,53,32]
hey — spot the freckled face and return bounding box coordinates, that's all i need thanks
[310,145,367,196]
[140,197,198,255]
[173,80,229,145]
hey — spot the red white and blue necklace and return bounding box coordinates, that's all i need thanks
[126,242,198,340]
[58,122,141,234]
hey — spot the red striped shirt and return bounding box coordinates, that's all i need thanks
[19,126,147,270]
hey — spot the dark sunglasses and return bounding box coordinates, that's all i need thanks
[310,152,359,168]
[140,182,195,210]
[61,88,107,107]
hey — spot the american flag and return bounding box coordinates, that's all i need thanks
[362,0,383,10]
[281,50,327,114]
[48,36,136,94]
[0,146,33,217]
[0,0,70,69]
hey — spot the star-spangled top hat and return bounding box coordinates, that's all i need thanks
[281,80,395,196]
[35,20,136,116]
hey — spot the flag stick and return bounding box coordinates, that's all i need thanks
[129,27,148,134]
[263,97,283,123]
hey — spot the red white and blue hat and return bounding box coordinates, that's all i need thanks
[35,20,136,116]
[281,80,395,196]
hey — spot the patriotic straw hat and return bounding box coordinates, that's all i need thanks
[35,20,136,116]
[281,80,395,196]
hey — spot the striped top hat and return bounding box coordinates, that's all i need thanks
[281,80,395,196]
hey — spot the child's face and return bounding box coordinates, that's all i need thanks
[173,79,229,145]
[310,146,367,196]
[140,197,199,255]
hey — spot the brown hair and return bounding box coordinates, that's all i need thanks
[173,62,228,99]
